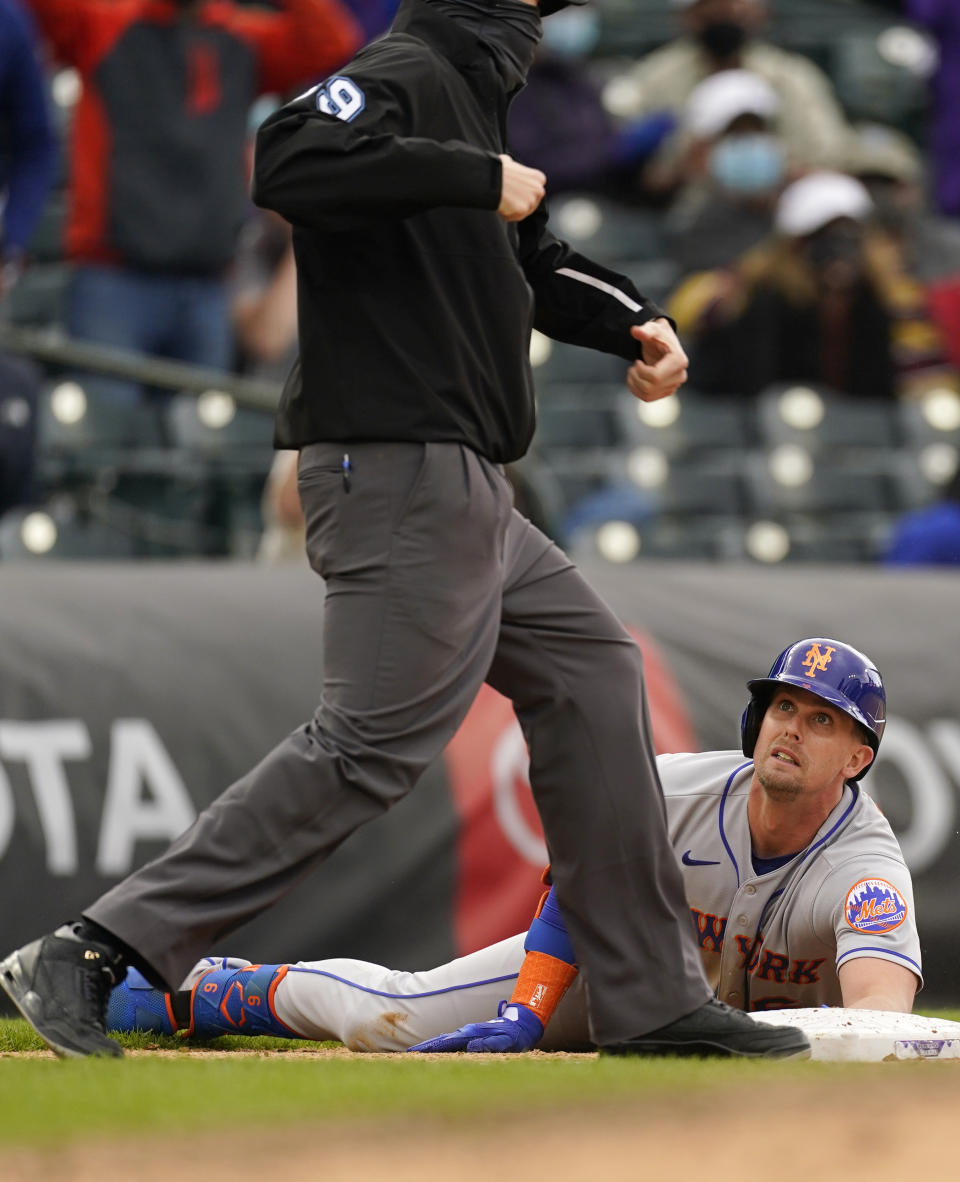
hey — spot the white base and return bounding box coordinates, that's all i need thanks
[751,1008,960,1062]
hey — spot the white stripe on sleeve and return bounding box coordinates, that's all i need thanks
[555,267,644,314]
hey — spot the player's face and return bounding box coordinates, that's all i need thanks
[754,687,873,802]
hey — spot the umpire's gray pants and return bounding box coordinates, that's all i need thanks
[87,441,710,1044]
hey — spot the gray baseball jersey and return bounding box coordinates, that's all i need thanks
[661,750,921,1011]
[176,750,921,1049]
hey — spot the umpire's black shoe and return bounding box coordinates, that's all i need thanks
[602,998,810,1060]
[0,925,126,1058]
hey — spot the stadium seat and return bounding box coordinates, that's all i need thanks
[547,193,666,265]
[897,390,960,450]
[634,453,747,517]
[613,388,753,458]
[829,25,932,127]
[531,337,626,386]
[38,379,167,455]
[779,512,897,563]
[886,447,959,512]
[558,450,747,530]
[755,384,900,455]
[567,509,753,562]
[161,396,274,555]
[544,450,612,513]
[0,502,140,560]
[97,458,227,558]
[715,511,894,564]
[199,467,272,559]
[165,391,275,459]
[616,258,681,309]
[6,263,70,328]
[635,512,749,560]
[535,385,623,450]
[743,449,894,516]
[593,2,676,57]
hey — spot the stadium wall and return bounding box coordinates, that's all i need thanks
[0,562,956,1001]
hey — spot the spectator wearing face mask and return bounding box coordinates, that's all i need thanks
[668,171,959,400]
[615,0,853,199]
[506,6,674,198]
[665,69,790,275]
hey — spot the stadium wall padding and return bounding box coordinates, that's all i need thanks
[0,562,957,1000]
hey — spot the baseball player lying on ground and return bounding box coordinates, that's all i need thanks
[107,638,920,1053]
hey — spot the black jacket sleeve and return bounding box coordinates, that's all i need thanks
[518,202,672,361]
[252,71,502,225]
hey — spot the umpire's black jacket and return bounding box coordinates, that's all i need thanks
[253,0,667,463]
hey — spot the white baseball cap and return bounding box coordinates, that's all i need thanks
[775,171,874,237]
[683,69,780,138]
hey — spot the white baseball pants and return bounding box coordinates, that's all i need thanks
[182,934,594,1052]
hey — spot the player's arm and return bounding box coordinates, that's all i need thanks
[252,76,502,226]
[821,853,923,1015]
[838,957,918,1013]
[408,884,578,1053]
[508,884,579,1025]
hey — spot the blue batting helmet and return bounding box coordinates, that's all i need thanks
[740,638,886,781]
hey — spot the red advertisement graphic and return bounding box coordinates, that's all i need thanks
[444,628,697,956]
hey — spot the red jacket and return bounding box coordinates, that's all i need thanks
[28,0,362,273]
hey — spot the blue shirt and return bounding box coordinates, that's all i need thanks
[883,501,960,566]
[0,0,55,256]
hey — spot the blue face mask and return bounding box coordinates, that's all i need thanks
[540,7,600,58]
[709,133,785,195]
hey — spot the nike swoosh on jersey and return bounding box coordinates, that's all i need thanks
[681,850,722,867]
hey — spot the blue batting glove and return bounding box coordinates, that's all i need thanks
[407,1002,544,1053]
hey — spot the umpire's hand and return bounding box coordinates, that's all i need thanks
[627,318,689,403]
[498,154,546,222]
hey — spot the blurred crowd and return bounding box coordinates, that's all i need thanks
[0,0,958,566]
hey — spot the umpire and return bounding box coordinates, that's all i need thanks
[1,0,807,1060]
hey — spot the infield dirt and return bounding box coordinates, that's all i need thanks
[5,1049,956,1181]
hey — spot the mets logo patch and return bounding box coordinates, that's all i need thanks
[844,878,908,934]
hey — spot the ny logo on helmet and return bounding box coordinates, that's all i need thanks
[802,643,836,678]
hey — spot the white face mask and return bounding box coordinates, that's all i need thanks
[709,133,786,195]
[540,7,600,58]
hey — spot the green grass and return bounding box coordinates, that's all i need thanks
[2,1012,959,1151]
[0,1048,833,1149]
[925,1008,960,1023]
[0,1017,339,1054]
